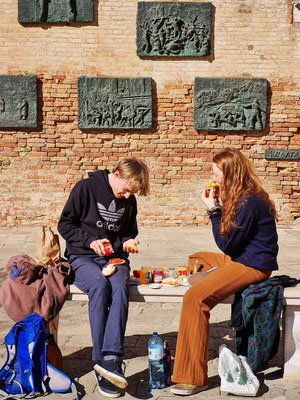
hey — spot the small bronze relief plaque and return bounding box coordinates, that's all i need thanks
[0,75,37,128]
[77,76,152,130]
[194,78,268,131]
[137,2,212,57]
[18,0,93,23]
[265,149,300,160]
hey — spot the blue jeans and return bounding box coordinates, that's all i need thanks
[69,255,130,361]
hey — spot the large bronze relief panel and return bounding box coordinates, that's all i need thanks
[18,0,93,23]
[0,75,37,128]
[137,2,212,57]
[77,76,152,130]
[194,78,268,131]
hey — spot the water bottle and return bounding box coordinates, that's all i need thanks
[148,332,166,389]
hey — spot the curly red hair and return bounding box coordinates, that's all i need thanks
[213,148,278,236]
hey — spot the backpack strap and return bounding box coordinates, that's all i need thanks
[0,388,24,399]
[71,382,79,400]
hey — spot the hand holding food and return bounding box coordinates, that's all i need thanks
[202,182,219,209]
[205,182,219,199]
[90,239,112,256]
[123,239,139,253]
[103,242,113,256]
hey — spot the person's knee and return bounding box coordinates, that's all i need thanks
[183,285,205,306]
[112,279,129,296]
[88,275,110,297]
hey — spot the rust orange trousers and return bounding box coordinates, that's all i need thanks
[172,252,272,387]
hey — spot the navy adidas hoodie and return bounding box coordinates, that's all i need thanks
[57,170,138,258]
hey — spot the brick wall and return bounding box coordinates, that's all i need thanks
[0,0,299,227]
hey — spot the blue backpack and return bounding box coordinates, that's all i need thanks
[0,313,76,398]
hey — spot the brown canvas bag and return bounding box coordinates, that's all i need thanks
[188,252,214,274]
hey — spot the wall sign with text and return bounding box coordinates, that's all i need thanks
[265,149,300,160]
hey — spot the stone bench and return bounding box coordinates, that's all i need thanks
[56,282,300,382]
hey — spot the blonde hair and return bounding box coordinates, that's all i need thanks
[213,148,278,236]
[112,157,150,196]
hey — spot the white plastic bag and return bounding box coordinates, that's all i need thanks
[218,344,259,397]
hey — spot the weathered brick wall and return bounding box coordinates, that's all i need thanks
[0,0,299,227]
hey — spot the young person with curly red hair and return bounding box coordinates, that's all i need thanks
[171,148,278,396]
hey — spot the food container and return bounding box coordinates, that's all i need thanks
[177,266,188,277]
[168,268,176,278]
[153,269,164,284]
[140,267,152,284]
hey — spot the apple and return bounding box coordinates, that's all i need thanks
[133,270,140,278]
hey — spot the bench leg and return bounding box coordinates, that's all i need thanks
[283,305,300,382]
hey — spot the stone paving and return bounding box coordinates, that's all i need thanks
[0,224,300,399]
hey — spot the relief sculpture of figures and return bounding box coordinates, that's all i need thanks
[0,98,5,113]
[19,100,29,120]
[137,2,212,57]
[77,77,152,130]
[194,78,268,131]
[0,75,37,128]
[18,0,93,23]
[39,0,77,22]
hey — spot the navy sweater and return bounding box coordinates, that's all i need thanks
[210,195,278,271]
[58,170,138,258]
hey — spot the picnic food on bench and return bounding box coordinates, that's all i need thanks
[140,267,152,284]
[177,266,188,277]
[153,269,164,283]
[109,258,125,265]
[102,264,116,277]
[205,182,219,198]
[133,269,141,278]
[162,277,178,286]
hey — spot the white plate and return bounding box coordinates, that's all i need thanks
[149,283,162,289]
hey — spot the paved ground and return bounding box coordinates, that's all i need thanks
[0,223,300,399]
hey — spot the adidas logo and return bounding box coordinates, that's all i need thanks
[97,200,125,223]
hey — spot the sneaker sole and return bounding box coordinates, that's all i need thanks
[94,365,128,389]
[94,371,121,398]
[170,384,208,395]
[98,386,121,398]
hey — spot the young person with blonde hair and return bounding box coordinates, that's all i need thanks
[171,147,278,396]
[58,157,149,398]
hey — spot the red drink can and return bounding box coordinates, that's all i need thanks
[104,242,113,256]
